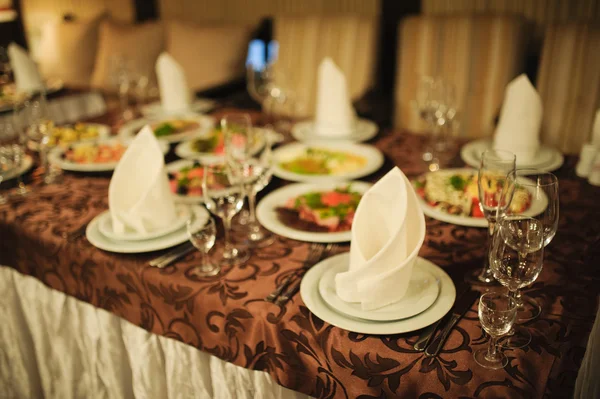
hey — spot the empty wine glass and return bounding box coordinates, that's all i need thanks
[201,163,249,264]
[25,93,61,185]
[490,216,545,348]
[0,146,16,204]
[416,76,438,163]
[506,169,559,322]
[186,214,219,277]
[8,103,28,195]
[474,292,517,369]
[469,149,516,284]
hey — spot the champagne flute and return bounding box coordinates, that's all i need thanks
[416,75,437,163]
[25,93,61,185]
[506,169,559,322]
[469,149,516,284]
[186,214,219,277]
[474,292,518,369]
[201,163,249,264]
[490,216,545,348]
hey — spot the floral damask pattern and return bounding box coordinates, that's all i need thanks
[0,131,597,398]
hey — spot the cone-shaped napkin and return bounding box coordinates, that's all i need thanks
[335,167,426,310]
[592,109,600,149]
[156,53,191,114]
[314,57,356,138]
[8,43,44,94]
[108,126,177,235]
[494,74,542,164]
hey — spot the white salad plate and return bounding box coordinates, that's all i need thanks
[300,253,456,335]
[165,159,206,204]
[174,127,269,162]
[318,259,440,321]
[87,205,207,253]
[48,138,168,172]
[2,155,33,182]
[416,168,549,228]
[140,98,217,118]
[256,181,372,243]
[97,204,192,242]
[460,139,564,172]
[272,141,384,183]
[291,119,379,143]
[118,114,215,144]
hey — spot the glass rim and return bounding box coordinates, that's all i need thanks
[480,149,516,163]
[479,292,518,313]
[508,168,558,187]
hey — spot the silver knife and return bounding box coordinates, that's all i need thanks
[425,290,479,357]
[156,244,196,268]
[413,317,445,352]
[149,242,194,267]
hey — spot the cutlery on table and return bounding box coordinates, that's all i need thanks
[265,243,323,303]
[149,242,193,267]
[154,242,196,269]
[425,289,480,357]
[275,243,337,306]
[413,316,446,352]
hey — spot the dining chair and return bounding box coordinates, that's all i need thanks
[272,14,379,117]
[537,23,600,155]
[394,14,529,139]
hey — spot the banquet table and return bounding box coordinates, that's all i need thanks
[0,110,599,399]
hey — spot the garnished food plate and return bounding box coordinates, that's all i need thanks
[272,141,384,183]
[165,159,207,203]
[49,138,168,172]
[413,168,548,228]
[174,127,268,162]
[256,181,371,242]
[118,115,214,143]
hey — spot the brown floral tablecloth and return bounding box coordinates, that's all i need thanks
[1,127,598,398]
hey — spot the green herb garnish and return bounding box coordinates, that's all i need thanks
[154,123,176,137]
[449,175,466,190]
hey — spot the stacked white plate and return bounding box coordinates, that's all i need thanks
[291,119,378,143]
[86,204,208,254]
[300,252,456,334]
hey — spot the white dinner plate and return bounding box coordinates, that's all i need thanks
[87,205,208,253]
[460,139,564,172]
[416,168,549,228]
[300,253,456,335]
[118,114,215,144]
[318,259,440,321]
[97,204,191,241]
[291,119,379,143]
[140,98,217,118]
[272,141,384,183]
[174,127,268,162]
[256,181,372,243]
[165,159,205,204]
[2,155,33,182]
[48,138,168,172]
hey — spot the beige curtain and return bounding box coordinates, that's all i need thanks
[273,15,379,117]
[422,0,600,45]
[394,14,529,138]
[537,23,600,154]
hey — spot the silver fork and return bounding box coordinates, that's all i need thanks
[265,243,323,303]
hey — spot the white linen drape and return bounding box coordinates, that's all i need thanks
[0,266,310,399]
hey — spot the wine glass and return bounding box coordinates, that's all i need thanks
[201,163,249,264]
[416,76,437,163]
[186,214,219,277]
[224,120,274,247]
[10,101,29,195]
[489,216,545,348]
[25,93,61,185]
[506,169,559,322]
[474,292,518,369]
[469,149,516,284]
[0,146,16,204]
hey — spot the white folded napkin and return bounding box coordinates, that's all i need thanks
[314,57,356,138]
[335,167,426,310]
[494,74,542,164]
[156,53,191,114]
[8,43,44,94]
[592,109,600,149]
[108,126,177,235]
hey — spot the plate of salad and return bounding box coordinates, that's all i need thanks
[413,168,547,228]
[272,141,384,183]
[256,181,371,242]
[118,115,214,143]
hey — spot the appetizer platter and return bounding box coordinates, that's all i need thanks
[256,181,371,242]
[174,126,268,161]
[48,123,111,147]
[272,141,384,182]
[165,159,206,203]
[118,115,214,143]
[413,168,547,227]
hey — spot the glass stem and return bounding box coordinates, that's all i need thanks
[247,189,257,224]
[201,250,209,271]
[223,216,232,252]
[487,336,498,360]
[478,220,496,279]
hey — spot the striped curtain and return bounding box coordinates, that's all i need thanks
[422,0,600,45]
[394,14,529,138]
[537,24,600,154]
[273,15,379,117]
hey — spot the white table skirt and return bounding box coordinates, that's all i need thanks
[0,266,310,399]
